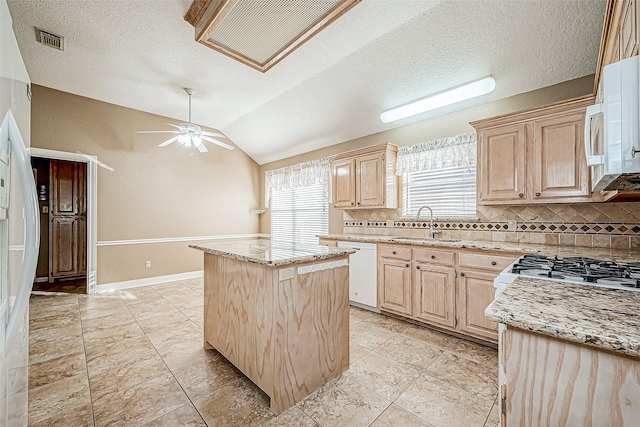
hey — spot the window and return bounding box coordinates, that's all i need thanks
[271,182,328,244]
[402,165,476,218]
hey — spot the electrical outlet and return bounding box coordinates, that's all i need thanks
[507,220,517,231]
[145,261,151,268]
[279,267,294,281]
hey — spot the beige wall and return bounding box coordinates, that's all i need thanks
[31,85,261,284]
[258,75,595,235]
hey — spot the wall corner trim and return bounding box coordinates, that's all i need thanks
[96,270,204,293]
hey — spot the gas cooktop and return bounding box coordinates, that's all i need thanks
[511,254,640,289]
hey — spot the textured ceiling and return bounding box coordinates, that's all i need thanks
[7,0,605,164]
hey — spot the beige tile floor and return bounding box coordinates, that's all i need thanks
[27,278,499,427]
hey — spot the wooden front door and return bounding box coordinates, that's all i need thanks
[49,160,87,281]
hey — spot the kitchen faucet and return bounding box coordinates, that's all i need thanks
[416,206,441,239]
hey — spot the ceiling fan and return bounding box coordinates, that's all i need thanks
[137,88,234,153]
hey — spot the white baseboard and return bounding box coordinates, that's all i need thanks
[96,270,204,293]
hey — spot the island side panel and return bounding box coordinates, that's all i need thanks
[505,328,640,426]
[203,254,274,395]
[271,260,350,415]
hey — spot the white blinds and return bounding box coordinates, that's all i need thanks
[398,132,477,218]
[402,166,476,218]
[271,182,328,244]
[264,157,330,208]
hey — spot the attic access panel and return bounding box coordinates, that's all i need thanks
[185,0,360,73]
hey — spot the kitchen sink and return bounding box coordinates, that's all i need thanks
[391,237,461,243]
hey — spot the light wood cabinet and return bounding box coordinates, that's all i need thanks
[502,327,640,426]
[377,243,520,343]
[413,263,456,328]
[472,96,594,205]
[332,159,356,208]
[331,143,398,209]
[378,257,412,316]
[457,269,499,342]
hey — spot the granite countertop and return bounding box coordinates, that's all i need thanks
[319,234,640,262]
[485,277,640,358]
[190,239,355,267]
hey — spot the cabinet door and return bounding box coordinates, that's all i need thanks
[332,159,356,208]
[50,216,79,279]
[532,113,589,200]
[457,269,498,342]
[413,263,456,329]
[378,257,412,316]
[620,0,638,59]
[356,152,384,207]
[50,160,79,215]
[478,125,526,204]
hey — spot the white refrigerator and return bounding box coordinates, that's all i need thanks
[0,1,37,425]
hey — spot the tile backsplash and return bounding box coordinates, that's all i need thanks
[342,202,640,249]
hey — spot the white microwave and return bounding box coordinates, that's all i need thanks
[584,55,640,192]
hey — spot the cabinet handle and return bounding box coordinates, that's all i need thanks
[491,261,497,266]
[416,266,421,270]
[535,192,541,197]
[357,202,360,205]
[518,193,524,198]
[392,251,397,255]
[460,272,465,277]
[431,255,436,259]
[405,264,409,267]
[351,202,354,205]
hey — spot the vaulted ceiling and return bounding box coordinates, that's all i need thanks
[7,0,605,164]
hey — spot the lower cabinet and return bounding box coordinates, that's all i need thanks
[457,269,500,341]
[378,257,412,316]
[377,243,520,344]
[413,263,456,328]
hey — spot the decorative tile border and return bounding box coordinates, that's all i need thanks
[343,220,640,235]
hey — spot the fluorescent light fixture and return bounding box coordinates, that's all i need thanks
[380,77,496,123]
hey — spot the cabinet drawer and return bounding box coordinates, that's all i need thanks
[459,252,518,271]
[319,239,338,247]
[378,244,411,260]
[413,248,455,266]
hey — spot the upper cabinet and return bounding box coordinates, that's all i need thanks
[471,96,595,205]
[331,143,398,209]
[595,0,639,91]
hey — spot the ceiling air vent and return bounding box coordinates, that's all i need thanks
[35,28,64,51]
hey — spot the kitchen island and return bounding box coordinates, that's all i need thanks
[190,239,354,415]
[486,277,640,426]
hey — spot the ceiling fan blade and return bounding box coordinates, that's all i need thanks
[200,131,226,138]
[196,143,208,153]
[165,123,183,129]
[158,136,179,147]
[202,136,234,150]
[137,130,181,134]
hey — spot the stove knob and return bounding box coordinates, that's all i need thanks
[518,193,524,198]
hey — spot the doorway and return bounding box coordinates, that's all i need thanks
[29,148,98,294]
[31,157,87,293]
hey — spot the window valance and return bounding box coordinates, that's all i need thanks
[396,132,477,175]
[265,157,331,207]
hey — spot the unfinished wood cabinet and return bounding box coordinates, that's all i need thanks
[502,327,640,426]
[378,255,412,316]
[532,112,589,200]
[49,160,87,281]
[478,124,526,203]
[620,0,639,59]
[332,159,356,208]
[413,262,456,328]
[331,143,398,209]
[472,96,595,205]
[377,243,519,343]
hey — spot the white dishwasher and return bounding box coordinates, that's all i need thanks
[338,241,378,310]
